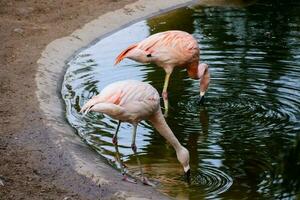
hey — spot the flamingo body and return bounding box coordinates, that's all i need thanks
[115,31,210,114]
[81,80,160,124]
[116,31,199,71]
[80,80,190,183]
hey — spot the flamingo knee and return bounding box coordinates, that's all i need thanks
[131,143,137,153]
[112,136,118,145]
[162,91,168,100]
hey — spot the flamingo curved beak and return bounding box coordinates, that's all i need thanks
[184,169,191,184]
[197,91,206,105]
[198,95,205,105]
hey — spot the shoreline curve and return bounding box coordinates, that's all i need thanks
[36,0,196,199]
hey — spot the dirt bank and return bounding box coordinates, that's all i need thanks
[0,1,138,199]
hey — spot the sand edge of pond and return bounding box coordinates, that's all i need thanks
[36,0,196,199]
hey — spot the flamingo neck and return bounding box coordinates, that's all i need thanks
[187,62,199,80]
[149,110,182,151]
[149,110,190,172]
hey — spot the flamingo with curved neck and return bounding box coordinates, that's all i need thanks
[115,30,210,115]
[80,80,190,185]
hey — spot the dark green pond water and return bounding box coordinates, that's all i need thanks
[62,0,300,199]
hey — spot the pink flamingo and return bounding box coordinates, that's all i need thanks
[80,80,190,185]
[115,30,210,115]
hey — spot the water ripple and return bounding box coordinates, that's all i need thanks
[192,165,233,198]
[62,1,300,199]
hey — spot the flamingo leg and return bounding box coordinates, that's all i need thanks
[112,121,121,145]
[131,125,155,186]
[162,73,171,117]
[113,121,137,184]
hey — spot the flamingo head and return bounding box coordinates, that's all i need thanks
[176,146,191,184]
[197,63,210,105]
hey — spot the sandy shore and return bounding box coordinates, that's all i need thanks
[0,1,138,199]
[0,0,196,199]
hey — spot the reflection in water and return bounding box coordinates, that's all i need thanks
[62,0,300,199]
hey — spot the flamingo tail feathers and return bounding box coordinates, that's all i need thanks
[114,44,137,65]
[80,98,97,116]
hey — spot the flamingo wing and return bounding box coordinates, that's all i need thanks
[137,31,199,66]
[81,80,160,123]
[115,31,199,67]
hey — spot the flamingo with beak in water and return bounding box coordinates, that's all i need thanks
[80,80,190,185]
[115,30,210,116]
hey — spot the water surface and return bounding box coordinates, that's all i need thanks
[62,1,300,199]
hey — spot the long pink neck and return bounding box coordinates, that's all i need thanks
[199,64,210,93]
[186,61,199,80]
[149,110,182,151]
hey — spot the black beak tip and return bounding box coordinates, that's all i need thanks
[184,169,191,184]
[198,95,205,105]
